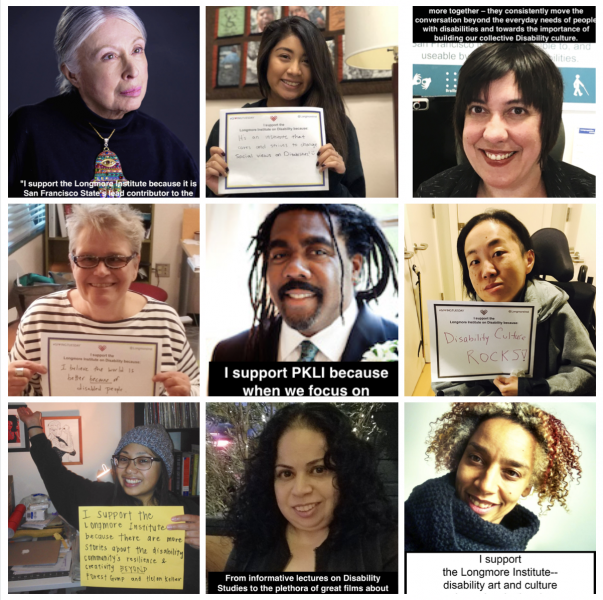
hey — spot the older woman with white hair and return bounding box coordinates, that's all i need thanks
[8,204,200,396]
[8,6,198,197]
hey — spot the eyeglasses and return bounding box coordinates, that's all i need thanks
[71,253,138,269]
[112,455,161,470]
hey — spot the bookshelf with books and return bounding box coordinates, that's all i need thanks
[44,204,154,283]
[121,402,200,499]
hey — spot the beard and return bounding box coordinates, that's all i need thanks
[277,280,324,332]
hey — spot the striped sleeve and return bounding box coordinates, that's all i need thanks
[9,291,200,396]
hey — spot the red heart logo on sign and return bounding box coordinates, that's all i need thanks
[270,116,277,121]
[98,345,107,351]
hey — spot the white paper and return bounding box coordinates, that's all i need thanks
[40,333,162,396]
[428,301,538,382]
[218,106,329,194]
[572,126,597,177]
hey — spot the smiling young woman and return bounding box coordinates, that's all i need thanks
[17,409,200,593]
[405,402,583,552]
[206,16,365,198]
[415,43,595,198]
[224,403,397,572]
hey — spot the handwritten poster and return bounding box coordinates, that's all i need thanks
[79,507,185,590]
[428,301,537,382]
[40,333,161,396]
[218,107,328,194]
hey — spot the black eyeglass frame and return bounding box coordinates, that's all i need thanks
[70,253,138,269]
[111,454,162,470]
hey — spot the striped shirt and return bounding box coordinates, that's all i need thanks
[10,291,200,396]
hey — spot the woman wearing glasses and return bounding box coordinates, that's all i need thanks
[8,204,199,396]
[16,408,200,593]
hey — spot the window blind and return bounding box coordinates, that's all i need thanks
[8,204,46,254]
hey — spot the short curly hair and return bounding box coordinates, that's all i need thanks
[425,403,581,512]
[226,403,395,554]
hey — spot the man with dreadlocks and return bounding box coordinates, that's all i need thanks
[212,204,398,362]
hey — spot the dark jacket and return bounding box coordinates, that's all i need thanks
[211,302,398,362]
[224,528,397,572]
[206,98,365,197]
[29,433,200,594]
[415,156,595,198]
[9,91,199,197]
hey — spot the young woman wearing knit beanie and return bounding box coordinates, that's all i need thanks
[17,406,199,594]
[405,402,583,552]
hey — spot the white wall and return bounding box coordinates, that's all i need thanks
[206,94,396,198]
[7,234,45,314]
[8,402,122,508]
[152,204,199,311]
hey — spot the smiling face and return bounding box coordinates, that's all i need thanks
[116,443,161,505]
[266,34,312,107]
[266,210,362,337]
[65,17,148,119]
[464,220,534,303]
[455,418,536,524]
[463,72,543,197]
[70,225,139,317]
[274,428,338,533]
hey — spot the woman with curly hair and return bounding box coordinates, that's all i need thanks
[405,403,582,552]
[225,403,397,571]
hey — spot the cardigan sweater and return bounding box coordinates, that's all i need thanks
[29,432,200,594]
[415,156,595,198]
[432,280,596,396]
[9,91,199,197]
[10,290,200,396]
[206,98,366,197]
[405,473,540,552]
[224,528,397,572]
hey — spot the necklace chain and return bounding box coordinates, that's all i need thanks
[89,123,116,149]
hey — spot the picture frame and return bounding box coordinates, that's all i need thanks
[41,416,83,465]
[8,405,30,452]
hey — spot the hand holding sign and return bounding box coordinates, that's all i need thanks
[218,107,328,194]
[205,146,228,195]
[317,143,346,175]
[167,514,200,550]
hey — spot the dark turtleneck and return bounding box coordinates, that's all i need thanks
[9,90,199,197]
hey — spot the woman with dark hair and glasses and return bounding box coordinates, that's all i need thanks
[224,403,397,571]
[206,16,365,197]
[416,43,595,198]
[16,409,200,593]
[432,209,595,396]
[8,205,200,396]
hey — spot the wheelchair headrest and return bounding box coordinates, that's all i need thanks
[530,228,574,282]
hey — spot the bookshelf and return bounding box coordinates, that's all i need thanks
[44,204,155,283]
[121,402,200,499]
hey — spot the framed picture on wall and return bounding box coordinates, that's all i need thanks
[8,405,30,452]
[42,416,83,465]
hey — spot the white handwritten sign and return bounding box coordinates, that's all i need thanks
[218,107,328,194]
[428,301,537,382]
[40,333,161,396]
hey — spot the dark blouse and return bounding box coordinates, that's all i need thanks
[415,156,595,198]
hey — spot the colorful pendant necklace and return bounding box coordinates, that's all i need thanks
[89,123,128,198]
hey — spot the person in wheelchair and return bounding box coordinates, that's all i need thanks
[433,209,595,396]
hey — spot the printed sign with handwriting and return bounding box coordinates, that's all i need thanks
[218,107,328,194]
[428,301,538,382]
[40,333,161,396]
[79,507,185,590]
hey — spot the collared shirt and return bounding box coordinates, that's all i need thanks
[278,300,359,362]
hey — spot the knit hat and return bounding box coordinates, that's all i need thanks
[114,424,174,478]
